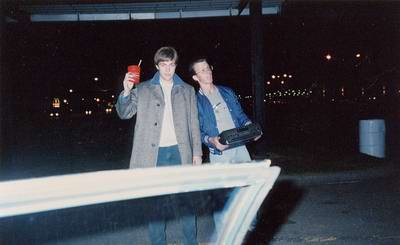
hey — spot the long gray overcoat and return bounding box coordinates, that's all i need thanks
[116,72,202,168]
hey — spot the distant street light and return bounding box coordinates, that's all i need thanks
[325,54,332,60]
[356,53,361,58]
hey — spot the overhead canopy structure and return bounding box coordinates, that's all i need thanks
[4,0,283,22]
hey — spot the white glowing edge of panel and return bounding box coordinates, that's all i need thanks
[0,160,280,245]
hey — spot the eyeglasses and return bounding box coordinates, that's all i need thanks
[195,65,213,74]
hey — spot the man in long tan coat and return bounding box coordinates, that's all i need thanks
[116,46,202,245]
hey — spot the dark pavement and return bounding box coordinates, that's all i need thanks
[1,148,399,245]
[1,116,399,244]
[245,161,400,245]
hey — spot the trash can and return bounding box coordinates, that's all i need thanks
[359,119,385,158]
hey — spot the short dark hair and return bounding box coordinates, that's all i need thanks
[154,46,178,65]
[188,57,208,77]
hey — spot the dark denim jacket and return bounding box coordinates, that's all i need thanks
[196,85,251,155]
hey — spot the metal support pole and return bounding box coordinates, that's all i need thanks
[250,0,266,154]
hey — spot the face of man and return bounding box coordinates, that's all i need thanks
[156,59,177,82]
[192,61,213,85]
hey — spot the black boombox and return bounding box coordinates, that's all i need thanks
[218,123,263,149]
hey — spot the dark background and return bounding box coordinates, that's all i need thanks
[1,1,399,179]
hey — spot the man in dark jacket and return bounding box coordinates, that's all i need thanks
[189,57,255,162]
[189,57,261,240]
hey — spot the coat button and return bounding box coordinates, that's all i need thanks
[156,103,160,106]
[151,143,156,147]
[154,122,157,126]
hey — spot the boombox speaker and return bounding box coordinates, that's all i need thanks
[218,123,263,149]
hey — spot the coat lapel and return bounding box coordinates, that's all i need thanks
[149,84,164,106]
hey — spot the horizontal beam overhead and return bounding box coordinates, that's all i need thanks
[4,0,282,22]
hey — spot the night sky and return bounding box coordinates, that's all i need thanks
[1,1,399,113]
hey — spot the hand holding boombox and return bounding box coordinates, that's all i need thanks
[218,123,263,149]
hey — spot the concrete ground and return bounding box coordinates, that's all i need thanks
[1,116,399,244]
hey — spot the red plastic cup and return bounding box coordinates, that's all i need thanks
[127,65,141,84]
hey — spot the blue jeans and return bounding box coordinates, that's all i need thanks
[209,145,251,164]
[209,145,257,240]
[148,145,197,245]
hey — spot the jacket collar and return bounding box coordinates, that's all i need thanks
[149,71,185,86]
[198,84,218,96]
